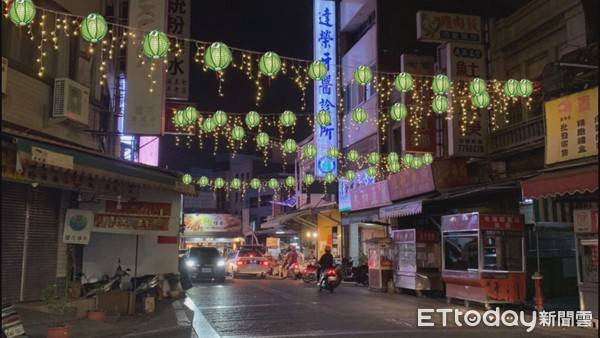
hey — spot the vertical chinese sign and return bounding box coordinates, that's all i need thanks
[545,87,598,165]
[314,0,337,178]
[166,0,190,101]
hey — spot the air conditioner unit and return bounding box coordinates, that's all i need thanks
[52,78,90,126]
[2,57,7,95]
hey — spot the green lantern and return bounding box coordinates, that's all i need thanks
[354,65,373,85]
[182,106,199,126]
[472,92,490,109]
[142,30,170,59]
[268,178,279,190]
[245,111,260,129]
[432,95,449,114]
[214,177,225,189]
[279,110,296,127]
[468,78,486,96]
[8,0,36,27]
[303,174,315,186]
[81,13,108,43]
[181,174,192,185]
[346,149,359,162]
[303,144,317,159]
[172,110,186,128]
[503,79,519,97]
[197,176,210,187]
[316,110,332,126]
[387,152,399,163]
[204,42,232,71]
[213,110,228,127]
[411,157,423,169]
[249,178,261,190]
[327,147,339,159]
[282,139,297,154]
[324,172,335,184]
[259,52,282,77]
[367,152,380,165]
[389,103,407,121]
[394,72,413,92]
[388,161,401,173]
[231,126,245,141]
[230,178,242,190]
[422,153,433,165]
[202,117,216,133]
[403,153,414,166]
[366,167,377,178]
[517,79,533,97]
[308,60,327,80]
[285,176,296,188]
[345,170,356,181]
[432,74,451,95]
[256,132,270,148]
[351,107,368,124]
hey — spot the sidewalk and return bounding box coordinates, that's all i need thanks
[17,299,194,338]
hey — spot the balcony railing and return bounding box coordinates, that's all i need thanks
[489,115,545,155]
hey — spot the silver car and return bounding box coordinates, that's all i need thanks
[226,248,270,279]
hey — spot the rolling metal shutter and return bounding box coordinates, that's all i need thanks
[1,182,27,303]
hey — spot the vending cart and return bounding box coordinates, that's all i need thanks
[574,209,598,321]
[391,229,442,296]
[441,212,525,308]
[365,237,394,291]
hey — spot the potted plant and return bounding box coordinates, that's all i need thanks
[41,283,73,338]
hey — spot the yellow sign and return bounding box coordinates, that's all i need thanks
[545,87,598,165]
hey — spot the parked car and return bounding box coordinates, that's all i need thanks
[226,248,270,279]
[184,247,226,283]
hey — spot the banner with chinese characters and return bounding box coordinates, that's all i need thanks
[417,11,482,43]
[545,87,598,165]
[313,0,337,177]
[338,168,375,212]
[166,0,190,100]
[93,201,172,233]
[183,214,242,237]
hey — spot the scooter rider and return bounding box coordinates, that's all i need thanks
[282,245,298,278]
[317,246,334,282]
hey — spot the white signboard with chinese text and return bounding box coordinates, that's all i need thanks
[63,209,93,244]
[314,0,337,177]
[166,0,190,100]
[417,11,482,43]
[125,0,166,135]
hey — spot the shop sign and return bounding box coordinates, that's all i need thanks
[574,209,599,234]
[479,214,524,231]
[266,237,280,248]
[31,146,74,170]
[183,213,241,236]
[166,0,190,100]
[417,11,482,43]
[544,87,598,165]
[442,212,480,232]
[391,229,416,243]
[387,165,435,201]
[350,180,391,211]
[339,168,375,212]
[63,209,93,244]
[94,201,172,232]
[431,158,469,189]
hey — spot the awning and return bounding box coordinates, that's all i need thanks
[341,209,380,225]
[521,164,598,199]
[260,209,315,229]
[379,193,439,219]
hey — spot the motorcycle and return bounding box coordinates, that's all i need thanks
[302,263,318,283]
[2,302,25,338]
[80,259,131,298]
[316,264,342,293]
[351,263,369,286]
[286,263,302,280]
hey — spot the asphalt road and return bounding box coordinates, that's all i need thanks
[184,277,596,338]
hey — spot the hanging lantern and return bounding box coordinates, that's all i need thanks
[316,110,332,126]
[204,42,232,71]
[351,107,367,124]
[411,157,423,169]
[432,95,449,114]
[345,170,356,181]
[142,30,170,59]
[181,174,192,185]
[422,153,433,165]
[366,167,377,177]
[197,176,210,187]
[503,79,519,97]
[468,78,486,96]
[354,65,373,85]
[284,176,296,188]
[249,178,261,190]
[394,72,413,92]
[202,117,216,133]
[172,110,186,128]
[230,178,242,190]
[387,152,399,163]
[214,177,225,189]
[213,110,228,127]
[259,51,282,77]
[182,106,199,126]
[308,60,327,80]
[303,174,315,186]
[256,132,270,148]
[231,126,245,141]
[402,153,414,166]
[346,149,359,162]
[268,178,279,190]
[324,173,335,184]
[367,152,380,165]
[389,103,407,121]
[8,0,36,27]
[518,79,533,97]
[81,13,108,43]
[431,74,451,95]
[282,139,297,154]
[388,161,401,173]
[472,92,490,109]
[279,110,296,127]
[303,144,317,159]
[245,111,260,129]
[327,147,340,159]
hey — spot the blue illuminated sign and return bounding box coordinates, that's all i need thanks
[314,0,337,177]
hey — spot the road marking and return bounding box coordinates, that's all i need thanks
[172,300,192,326]
[184,297,220,338]
[221,329,412,337]
[197,302,305,310]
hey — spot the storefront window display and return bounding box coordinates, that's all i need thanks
[444,234,478,271]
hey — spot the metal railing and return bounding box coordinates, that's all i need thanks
[489,115,545,154]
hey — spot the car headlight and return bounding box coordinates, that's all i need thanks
[185,260,195,268]
[217,259,225,267]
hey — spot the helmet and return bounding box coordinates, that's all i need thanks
[324,246,331,253]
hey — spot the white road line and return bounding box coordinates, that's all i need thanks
[197,302,305,310]
[184,297,221,338]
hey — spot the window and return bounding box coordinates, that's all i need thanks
[482,231,523,271]
[444,234,478,271]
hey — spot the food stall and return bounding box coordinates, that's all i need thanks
[574,209,598,321]
[365,237,394,292]
[441,212,525,308]
[391,229,442,296]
